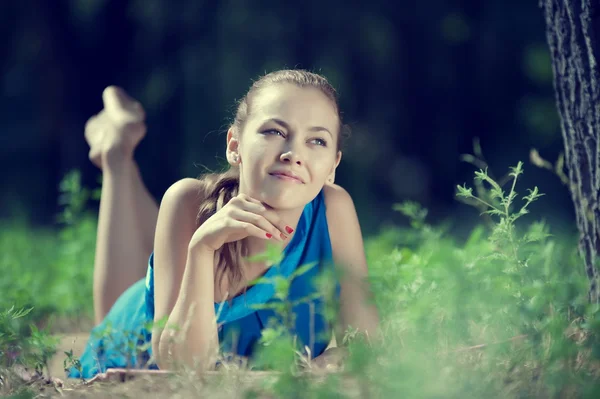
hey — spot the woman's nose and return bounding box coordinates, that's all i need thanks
[280,150,302,165]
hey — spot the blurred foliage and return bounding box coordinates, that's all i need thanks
[0,0,572,236]
[0,171,97,326]
[2,163,600,397]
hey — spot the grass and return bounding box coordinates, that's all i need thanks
[2,164,600,398]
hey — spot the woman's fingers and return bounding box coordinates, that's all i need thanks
[236,195,293,239]
[228,207,285,241]
[229,220,278,241]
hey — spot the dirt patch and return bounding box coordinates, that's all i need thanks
[40,333,357,398]
[48,332,89,378]
[51,369,359,398]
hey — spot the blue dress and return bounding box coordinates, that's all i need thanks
[69,189,339,378]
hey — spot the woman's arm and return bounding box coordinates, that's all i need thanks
[150,178,219,370]
[157,247,219,369]
[150,179,291,369]
[324,184,380,343]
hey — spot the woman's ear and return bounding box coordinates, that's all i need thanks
[327,151,342,184]
[226,127,241,165]
[327,171,336,185]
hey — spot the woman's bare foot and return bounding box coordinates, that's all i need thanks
[85,86,147,169]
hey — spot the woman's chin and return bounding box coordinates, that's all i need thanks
[258,189,305,210]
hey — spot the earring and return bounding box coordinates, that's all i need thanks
[327,172,335,184]
[232,154,239,164]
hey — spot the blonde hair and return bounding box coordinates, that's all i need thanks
[196,69,350,300]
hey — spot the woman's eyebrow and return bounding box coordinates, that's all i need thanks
[265,118,333,138]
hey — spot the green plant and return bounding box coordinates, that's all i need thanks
[4,163,600,397]
[0,306,58,396]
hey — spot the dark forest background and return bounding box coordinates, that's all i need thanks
[0,0,574,237]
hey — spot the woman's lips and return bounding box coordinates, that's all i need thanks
[269,173,303,183]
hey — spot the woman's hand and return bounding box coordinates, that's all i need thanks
[188,193,294,253]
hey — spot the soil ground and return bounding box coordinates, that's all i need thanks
[38,333,355,398]
[48,332,90,379]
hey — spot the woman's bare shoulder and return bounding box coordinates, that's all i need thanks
[160,178,207,224]
[322,182,362,249]
[163,177,206,200]
[322,183,354,212]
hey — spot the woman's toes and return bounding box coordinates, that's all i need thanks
[103,86,145,126]
[84,88,148,170]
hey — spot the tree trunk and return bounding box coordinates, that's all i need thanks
[540,0,600,303]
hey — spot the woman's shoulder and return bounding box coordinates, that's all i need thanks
[163,178,206,204]
[159,178,206,226]
[322,183,355,214]
[322,183,361,250]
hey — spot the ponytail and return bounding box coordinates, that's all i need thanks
[196,167,247,303]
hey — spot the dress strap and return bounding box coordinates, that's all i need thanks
[213,190,322,323]
[145,189,329,324]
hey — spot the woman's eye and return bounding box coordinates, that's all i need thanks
[311,138,327,147]
[263,129,326,147]
[263,129,284,137]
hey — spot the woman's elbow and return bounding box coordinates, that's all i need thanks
[152,329,174,370]
[151,332,164,369]
[152,329,217,371]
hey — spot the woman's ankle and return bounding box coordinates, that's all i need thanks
[101,148,137,173]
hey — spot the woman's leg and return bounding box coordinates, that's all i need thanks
[133,162,159,255]
[87,87,159,324]
[93,158,158,324]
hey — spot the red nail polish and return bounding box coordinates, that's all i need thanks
[285,226,294,234]
[266,233,273,238]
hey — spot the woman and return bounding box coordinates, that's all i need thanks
[72,70,379,378]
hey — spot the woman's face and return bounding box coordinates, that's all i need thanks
[229,83,341,210]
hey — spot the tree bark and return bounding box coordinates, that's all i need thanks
[540,0,600,303]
